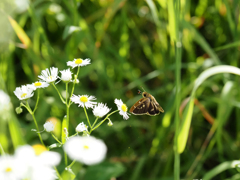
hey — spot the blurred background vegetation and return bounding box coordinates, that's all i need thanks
[1,0,240,179]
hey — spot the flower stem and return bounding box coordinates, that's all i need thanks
[54,166,62,180]
[64,152,68,166]
[66,83,70,131]
[32,114,45,146]
[52,83,66,104]
[33,89,40,113]
[69,67,80,101]
[91,119,106,132]
[69,133,78,138]
[84,105,91,129]
[68,160,76,168]
[91,110,119,132]
[51,133,62,144]
[26,102,44,146]
[91,117,99,129]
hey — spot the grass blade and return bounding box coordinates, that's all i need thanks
[178,65,240,153]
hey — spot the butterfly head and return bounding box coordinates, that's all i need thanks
[142,92,151,98]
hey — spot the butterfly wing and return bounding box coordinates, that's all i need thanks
[130,98,150,115]
[146,101,163,116]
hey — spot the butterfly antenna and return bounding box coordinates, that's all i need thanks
[137,90,142,94]
[141,87,146,92]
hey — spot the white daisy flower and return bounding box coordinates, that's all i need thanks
[15,145,61,180]
[60,68,72,83]
[70,94,97,109]
[64,136,107,165]
[0,90,12,120]
[76,122,88,133]
[93,103,111,118]
[0,155,23,180]
[114,99,130,120]
[29,81,49,90]
[43,121,55,132]
[14,85,34,100]
[0,90,11,112]
[67,58,91,69]
[38,67,59,83]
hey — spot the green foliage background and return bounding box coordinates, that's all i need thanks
[1,0,240,179]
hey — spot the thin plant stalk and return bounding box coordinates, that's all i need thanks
[66,83,70,130]
[54,166,63,180]
[69,67,80,99]
[51,133,63,145]
[84,105,92,129]
[52,83,65,104]
[25,101,44,146]
[90,110,119,133]
[174,0,182,179]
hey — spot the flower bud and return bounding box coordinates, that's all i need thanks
[16,107,23,114]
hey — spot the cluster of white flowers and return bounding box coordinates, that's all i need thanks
[13,56,131,175]
[71,94,129,120]
[13,58,91,101]
[0,145,61,180]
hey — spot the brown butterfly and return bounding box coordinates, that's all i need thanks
[130,88,164,116]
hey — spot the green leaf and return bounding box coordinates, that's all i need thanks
[8,16,31,48]
[178,65,240,153]
[216,81,234,154]
[203,160,240,180]
[84,162,126,180]
[61,168,76,180]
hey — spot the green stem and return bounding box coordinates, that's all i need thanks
[84,105,91,129]
[105,110,119,119]
[69,133,78,138]
[21,101,32,113]
[52,83,66,104]
[174,0,182,179]
[32,114,45,145]
[90,110,119,132]
[51,133,62,144]
[91,119,107,132]
[91,117,99,129]
[26,102,45,146]
[33,89,40,113]
[66,83,70,131]
[64,152,68,166]
[69,66,80,102]
[68,160,76,169]
[54,166,63,180]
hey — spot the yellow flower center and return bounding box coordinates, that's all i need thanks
[75,59,83,64]
[21,93,27,98]
[80,96,88,103]
[48,76,53,80]
[34,82,42,86]
[83,145,89,149]
[32,144,47,155]
[121,104,127,112]
[5,167,12,172]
